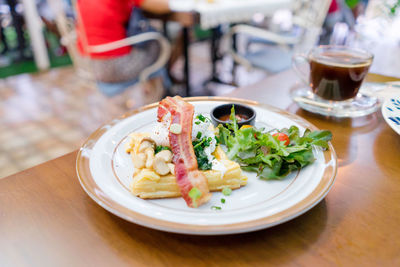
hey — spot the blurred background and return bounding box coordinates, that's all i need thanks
[0,0,399,178]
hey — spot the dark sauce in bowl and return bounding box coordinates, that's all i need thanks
[211,103,256,128]
[218,114,250,122]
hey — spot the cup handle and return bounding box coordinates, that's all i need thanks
[292,54,309,85]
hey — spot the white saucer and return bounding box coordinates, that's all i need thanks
[290,83,382,118]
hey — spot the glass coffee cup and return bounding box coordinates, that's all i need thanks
[293,45,373,101]
[291,45,379,117]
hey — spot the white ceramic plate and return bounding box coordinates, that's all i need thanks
[76,97,337,235]
[381,96,400,135]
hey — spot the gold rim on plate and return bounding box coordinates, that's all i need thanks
[76,97,337,235]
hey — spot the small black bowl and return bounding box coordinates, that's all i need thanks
[211,103,256,128]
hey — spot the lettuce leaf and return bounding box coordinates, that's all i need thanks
[217,105,332,179]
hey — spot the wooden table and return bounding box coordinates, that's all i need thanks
[1,71,400,266]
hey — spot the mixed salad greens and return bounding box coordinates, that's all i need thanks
[217,106,332,179]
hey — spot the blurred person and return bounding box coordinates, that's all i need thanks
[6,0,28,61]
[0,0,9,55]
[320,0,363,44]
[0,16,8,55]
[76,0,170,103]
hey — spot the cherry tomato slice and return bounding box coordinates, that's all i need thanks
[273,133,290,146]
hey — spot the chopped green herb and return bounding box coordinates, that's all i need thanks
[197,114,206,122]
[155,146,171,154]
[215,136,220,144]
[222,187,232,196]
[221,198,226,204]
[196,132,202,139]
[390,1,400,15]
[188,187,202,208]
[193,143,212,170]
[195,121,201,125]
[193,138,207,150]
[192,136,213,170]
[211,206,221,210]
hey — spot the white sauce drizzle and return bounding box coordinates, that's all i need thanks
[211,158,227,179]
[150,112,170,146]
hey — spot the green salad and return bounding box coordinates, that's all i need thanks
[217,106,332,179]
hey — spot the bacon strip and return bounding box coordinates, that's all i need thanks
[157,96,211,207]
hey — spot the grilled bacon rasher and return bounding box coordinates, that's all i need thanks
[157,96,211,207]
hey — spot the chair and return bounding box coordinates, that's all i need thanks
[47,0,171,97]
[81,31,171,97]
[227,0,331,77]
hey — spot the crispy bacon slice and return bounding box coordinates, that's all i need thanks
[157,96,211,207]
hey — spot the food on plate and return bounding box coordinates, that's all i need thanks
[218,106,332,179]
[126,96,247,208]
[125,97,332,208]
[272,132,290,146]
[127,134,247,199]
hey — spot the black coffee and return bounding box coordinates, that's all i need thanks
[310,51,372,101]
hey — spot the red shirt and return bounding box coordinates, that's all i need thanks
[328,0,339,13]
[77,0,144,58]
